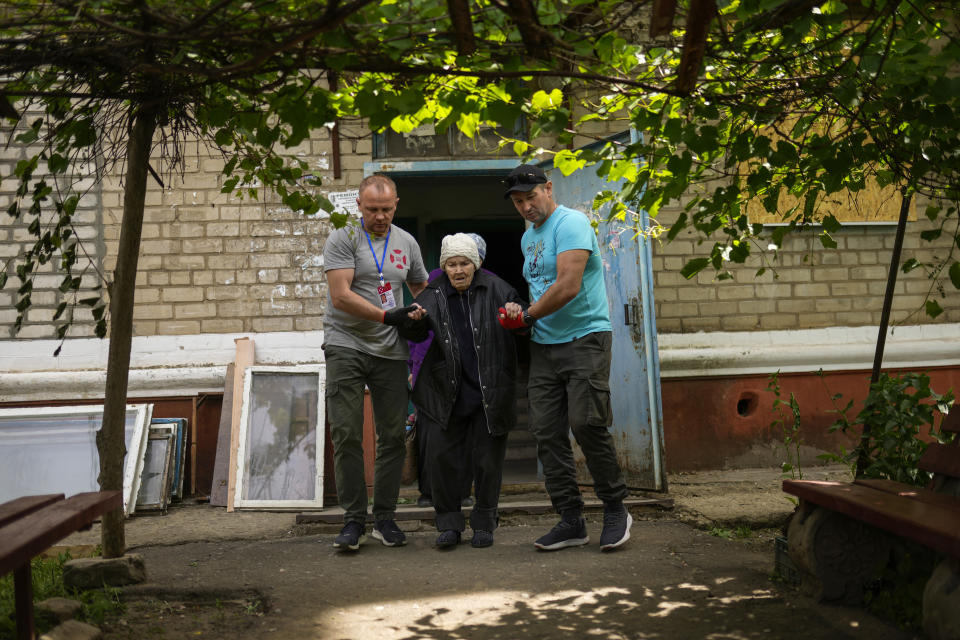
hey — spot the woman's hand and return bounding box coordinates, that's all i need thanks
[502,302,522,319]
[408,303,427,321]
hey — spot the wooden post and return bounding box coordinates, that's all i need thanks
[14,563,33,640]
[226,337,255,511]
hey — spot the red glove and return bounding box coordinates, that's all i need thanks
[498,306,527,330]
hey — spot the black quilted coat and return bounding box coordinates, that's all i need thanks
[401,270,526,436]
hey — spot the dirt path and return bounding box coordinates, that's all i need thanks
[105,516,913,640]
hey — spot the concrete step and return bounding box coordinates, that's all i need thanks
[295,494,673,525]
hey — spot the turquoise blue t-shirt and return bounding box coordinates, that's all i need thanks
[522,205,612,344]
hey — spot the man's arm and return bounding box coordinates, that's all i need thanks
[526,249,589,320]
[327,268,389,322]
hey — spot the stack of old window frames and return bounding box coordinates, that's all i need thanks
[2,343,326,514]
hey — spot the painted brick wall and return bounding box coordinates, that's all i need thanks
[0,112,106,339]
[2,110,957,342]
[651,201,959,333]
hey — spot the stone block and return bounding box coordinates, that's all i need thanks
[36,597,82,622]
[62,554,145,589]
[786,502,891,605]
[923,558,960,640]
[39,619,102,640]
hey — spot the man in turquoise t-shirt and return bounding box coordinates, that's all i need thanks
[500,163,632,553]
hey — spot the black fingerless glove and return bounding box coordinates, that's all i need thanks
[382,305,416,326]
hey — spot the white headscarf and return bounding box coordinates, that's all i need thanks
[439,233,481,270]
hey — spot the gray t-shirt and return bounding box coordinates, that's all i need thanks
[322,221,428,360]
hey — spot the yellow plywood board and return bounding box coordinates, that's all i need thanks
[747,177,916,225]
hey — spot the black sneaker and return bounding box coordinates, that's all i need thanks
[470,529,494,548]
[333,521,366,551]
[371,519,407,547]
[461,496,474,508]
[417,495,432,508]
[436,530,461,549]
[534,517,589,551]
[599,504,633,552]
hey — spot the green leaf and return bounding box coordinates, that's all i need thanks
[949,261,960,289]
[901,258,920,273]
[680,258,710,279]
[819,231,837,249]
[925,299,943,318]
[316,194,334,214]
[821,214,841,233]
[531,89,563,111]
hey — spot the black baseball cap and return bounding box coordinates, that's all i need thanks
[503,164,547,199]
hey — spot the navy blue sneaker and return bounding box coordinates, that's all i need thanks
[534,517,589,551]
[333,521,366,551]
[436,530,461,549]
[599,504,633,552]
[470,529,494,548]
[372,519,407,547]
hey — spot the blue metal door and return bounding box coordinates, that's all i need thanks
[542,157,666,491]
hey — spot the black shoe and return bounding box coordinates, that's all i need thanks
[333,521,366,551]
[599,504,633,552]
[470,529,494,548]
[371,519,407,547]
[436,530,461,549]
[417,495,432,508]
[461,496,474,508]
[534,517,589,551]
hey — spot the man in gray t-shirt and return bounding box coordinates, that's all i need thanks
[322,174,428,552]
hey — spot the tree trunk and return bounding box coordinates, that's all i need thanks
[97,107,157,558]
[855,187,912,477]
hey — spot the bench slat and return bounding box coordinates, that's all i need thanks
[783,479,960,559]
[0,491,122,577]
[854,478,960,514]
[919,442,960,478]
[0,494,64,529]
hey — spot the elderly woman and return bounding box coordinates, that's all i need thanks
[401,233,526,549]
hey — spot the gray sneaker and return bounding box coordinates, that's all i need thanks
[599,504,632,552]
[333,521,366,551]
[371,519,407,547]
[534,517,589,551]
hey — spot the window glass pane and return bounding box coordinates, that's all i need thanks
[137,434,173,508]
[240,373,318,501]
[0,407,141,502]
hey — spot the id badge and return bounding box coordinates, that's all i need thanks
[377,282,397,310]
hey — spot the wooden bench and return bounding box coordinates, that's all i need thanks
[0,491,121,640]
[782,411,960,638]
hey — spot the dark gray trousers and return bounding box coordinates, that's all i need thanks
[324,345,408,524]
[527,331,628,516]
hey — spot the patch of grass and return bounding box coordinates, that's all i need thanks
[0,550,124,639]
[708,525,755,540]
